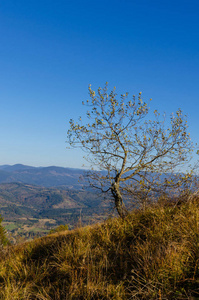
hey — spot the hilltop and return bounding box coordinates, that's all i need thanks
[0,195,198,299]
[0,164,86,188]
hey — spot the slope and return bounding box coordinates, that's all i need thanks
[0,182,108,240]
[0,195,198,299]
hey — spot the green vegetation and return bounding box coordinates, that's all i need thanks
[49,224,69,234]
[0,194,198,299]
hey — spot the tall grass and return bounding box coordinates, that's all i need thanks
[0,195,198,299]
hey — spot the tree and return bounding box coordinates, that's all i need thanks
[67,83,193,218]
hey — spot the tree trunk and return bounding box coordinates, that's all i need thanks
[111,183,128,218]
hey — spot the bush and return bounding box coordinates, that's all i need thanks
[49,224,69,234]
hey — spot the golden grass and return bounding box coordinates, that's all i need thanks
[0,196,199,299]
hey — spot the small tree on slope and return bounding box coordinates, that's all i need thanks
[67,84,193,218]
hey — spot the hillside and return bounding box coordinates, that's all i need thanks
[0,182,108,240]
[0,165,109,240]
[0,196,198,299]
[0,164,86,188]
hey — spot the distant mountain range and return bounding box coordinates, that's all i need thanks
[0,164,87,188]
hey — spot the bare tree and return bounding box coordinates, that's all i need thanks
[67,83,193,218]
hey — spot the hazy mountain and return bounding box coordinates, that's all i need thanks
[0,165,10,170]
[0,164,36,172]
[0,170,10,182]
[0,164,87,188]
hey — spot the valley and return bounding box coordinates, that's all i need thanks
[0,165,110,242]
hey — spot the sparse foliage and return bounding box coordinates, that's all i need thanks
[67,83,194,217]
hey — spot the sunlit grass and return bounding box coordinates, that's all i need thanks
[0,194,199,299]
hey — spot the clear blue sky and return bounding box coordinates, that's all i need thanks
[0,0,199,168]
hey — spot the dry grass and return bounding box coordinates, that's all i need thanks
[0,195,199,299]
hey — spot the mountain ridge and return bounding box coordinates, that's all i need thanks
[0,164,87,188]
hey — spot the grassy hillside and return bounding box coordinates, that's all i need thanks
[0,196,199,299]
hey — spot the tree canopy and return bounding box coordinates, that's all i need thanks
[67,84,194,217]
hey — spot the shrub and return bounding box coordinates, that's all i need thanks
[49,224,69,234]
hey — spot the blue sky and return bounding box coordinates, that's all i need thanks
[0,0,199,168]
